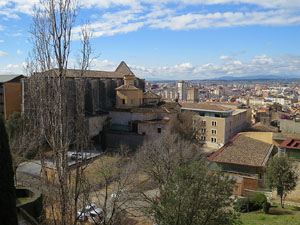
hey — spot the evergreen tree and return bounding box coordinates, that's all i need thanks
[0,114,18,225]
[266,156,298,208]
[149,162,239,225]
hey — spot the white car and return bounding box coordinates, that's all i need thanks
[85,203,97,211]
[71,152,87,160]
[89,208,104,224]
[77,204,97,221]
[77,211,88,221]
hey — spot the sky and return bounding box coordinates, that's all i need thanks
[0,0,300,80]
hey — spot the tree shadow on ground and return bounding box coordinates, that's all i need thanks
[291,206,300,212]
[268,206,294,215]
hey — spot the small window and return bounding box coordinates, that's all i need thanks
[122,99,125,104]
[212,129,217,135]
[211,137,217,143]
[157,128,161,133]
[212,121,217,126]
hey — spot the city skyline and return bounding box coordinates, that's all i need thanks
[0,0,300,80]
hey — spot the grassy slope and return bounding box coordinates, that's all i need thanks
[240,203,300,225]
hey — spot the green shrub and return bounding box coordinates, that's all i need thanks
[234,193,268,213]
[234,198,251,213]
[262,201,271,214]
[249,193,267,210]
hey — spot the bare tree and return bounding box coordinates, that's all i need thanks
[24,0,92,224]
[169,110,206,146]
[131,134,238,225]
[80,154,136,225]
[127,133,203,221]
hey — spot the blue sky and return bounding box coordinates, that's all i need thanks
[0,0,300,80]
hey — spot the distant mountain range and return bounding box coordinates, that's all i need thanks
[146,75,300,82]
[207,75,300,81]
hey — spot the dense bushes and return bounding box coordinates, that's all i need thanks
[249,193,267,210]
[262,201,271,214]
[234,193,270,213]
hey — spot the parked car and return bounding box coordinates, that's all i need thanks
[89,207,104,224]
[70,152,87,160]
[85,203,97,211]
[77,204,98,221]
[77,211,88,221]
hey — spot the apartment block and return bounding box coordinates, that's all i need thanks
[177,80,187,101]
[187,87,199,103]
[0,75,24,119]
[181,103,251,148]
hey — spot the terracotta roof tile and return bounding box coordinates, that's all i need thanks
[280,138,300,150]
[209,134,273,167]
[143,90,161,99]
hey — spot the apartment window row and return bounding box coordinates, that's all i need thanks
[122,98,140,105]
[211,137,217,143]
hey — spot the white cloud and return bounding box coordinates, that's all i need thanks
[71,7,300,39]
[3,0,300,37]
[92,59,117,71]
[0,40,4,43]
[0,62,23,74]
[0,50,8,56]
[150,10,300,30]
[114,54,300,80]
[220,55,231,60]
[17,49,23,55]
[6,64,19,69]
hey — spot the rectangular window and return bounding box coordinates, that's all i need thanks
[211,137,217,143]
[201,120,206,126]
[212,121,217,126]
[201,128,206,133]
[122,99,125,104]
[211,129,217,135]
[157,128,162,133]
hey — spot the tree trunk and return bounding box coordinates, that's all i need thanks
[0,115,18,225]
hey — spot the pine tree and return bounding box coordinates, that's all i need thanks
[0,114,18,225]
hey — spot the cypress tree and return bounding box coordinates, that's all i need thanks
[0,114,18,225]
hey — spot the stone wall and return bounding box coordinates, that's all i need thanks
[279,118,300,134]
[106,131,145,149]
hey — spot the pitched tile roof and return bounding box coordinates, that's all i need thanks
[115,84,140,90]
[38,61,134,79]
[209,134,273,167]
[280,138,300,150]
[115,61,134,75]
[143,90,161,99]
[110,102,180,114]
[0,75,24,83]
